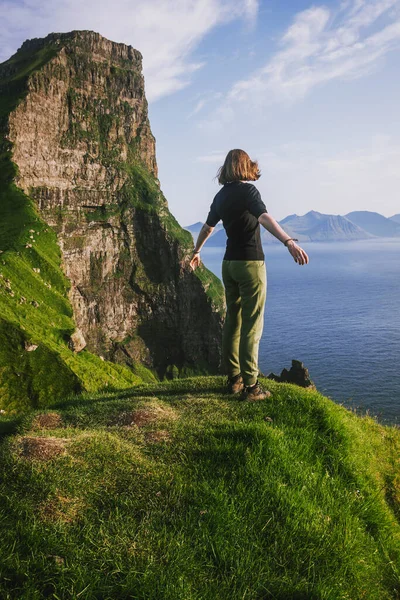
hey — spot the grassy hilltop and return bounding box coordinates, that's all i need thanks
[0,376,399,599]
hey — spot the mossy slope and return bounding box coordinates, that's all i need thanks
[0,41,151,411]
[0,377,399,599]
[0,33,224,411]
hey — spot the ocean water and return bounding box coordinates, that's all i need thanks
[201,239,400,425]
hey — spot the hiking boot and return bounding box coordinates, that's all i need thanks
[227,374,244,394]
[242,381,271,401]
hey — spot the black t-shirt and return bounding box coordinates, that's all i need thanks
[206,182,267,260]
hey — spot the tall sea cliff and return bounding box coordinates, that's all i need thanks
[0,30,224,410]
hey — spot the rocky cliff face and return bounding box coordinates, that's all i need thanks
[1,31,224,382]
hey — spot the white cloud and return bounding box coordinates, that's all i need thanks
[204,0,400,123]
[191,99,208,117]
[0,0,259,101]
[319,136,400,177]
[188,91,223,117]
[255,136,400,218]
[196,150,227,163]
[259,135,400,173]
[243,0,259,26]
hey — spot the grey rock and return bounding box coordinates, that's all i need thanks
[25,342,38,352]
[267,360,315,388]
[69,329,87,353]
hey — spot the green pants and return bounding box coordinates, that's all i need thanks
[222,260,267,387]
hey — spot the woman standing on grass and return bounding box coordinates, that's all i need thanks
[190,149,309,401]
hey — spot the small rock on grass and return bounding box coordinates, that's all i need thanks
[68,329,86,352]
[25,342,38,352]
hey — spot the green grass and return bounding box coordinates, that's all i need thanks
[0,377,399,599]
[0,45,58,119]
[120,162,224,311]
[121,162,194,249]
[0,45,154,410]
[0,151,147,410]
[193,264,225,314]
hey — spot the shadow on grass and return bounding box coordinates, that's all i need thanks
[258,592,320,600]
[384,472,400,525]
[0,416,23,443]
[51,379,228,411]
[0,378,232,441]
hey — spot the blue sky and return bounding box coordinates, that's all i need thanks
[1,0,400,224]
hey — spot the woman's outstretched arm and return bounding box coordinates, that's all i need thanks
[189,223,214,270]
[258,213,309,265]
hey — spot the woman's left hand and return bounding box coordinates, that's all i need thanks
[287,241,309,265]
[190,253,201,270]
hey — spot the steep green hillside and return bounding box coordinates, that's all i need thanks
[0,43,153,411]
[0,33,224,411]
[0,377,399,599]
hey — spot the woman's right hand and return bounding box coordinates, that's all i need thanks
[287,240,309,265]
[190,253,201,270]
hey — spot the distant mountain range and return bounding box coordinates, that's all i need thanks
[185,211,400,245]
[345,211,400,237]
[184,221,224,238]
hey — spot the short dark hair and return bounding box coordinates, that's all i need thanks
[217,149,261,185]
